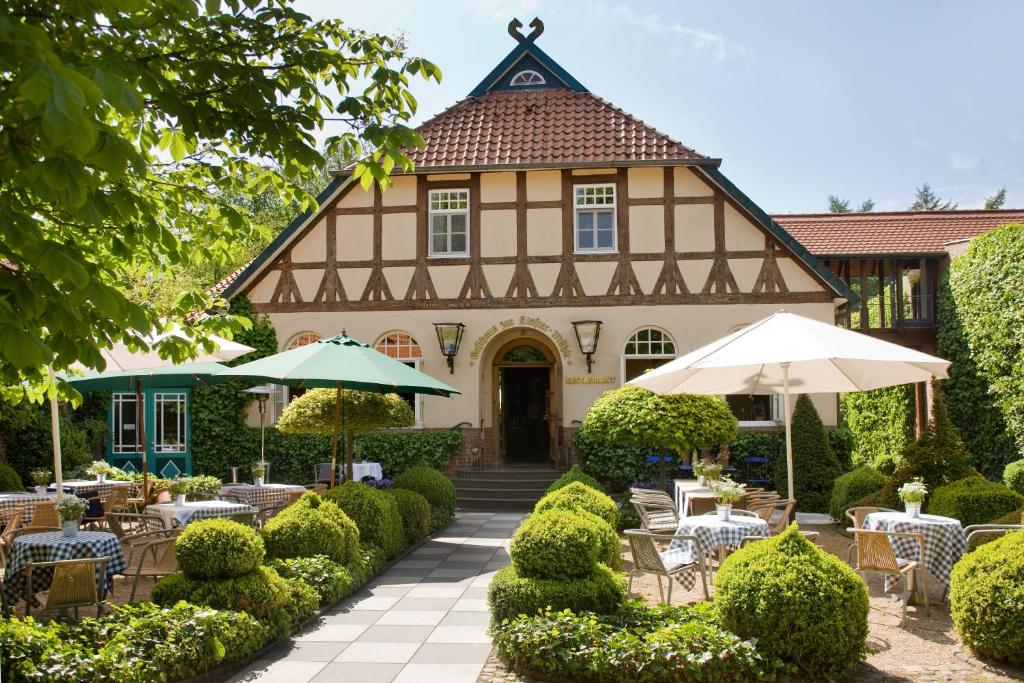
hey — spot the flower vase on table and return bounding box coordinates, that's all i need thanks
[168,481,189,507]
[56,495,87,538]
[710,477,746,523]
[716,503,732,521]
[30,470,50,495]
[251,464,265,487]
[904,502,922,518]
[175,494,187,506]
[898,478,927,520]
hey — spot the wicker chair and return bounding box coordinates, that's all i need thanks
[964,524,1022,549]
[624,529,710,602]
[854,529,928,625]
[844,507,897,564]
[122,529,180,601]
[258,502,287,527]
[749,499,796,534]
[0,510,23,567]
[8,526,61,540]
[630,488,675,504]
[24,557,109,620]
[32,502,59,528]
[105,487,130,512]
[105,511,166,539]
[631,495,679,533]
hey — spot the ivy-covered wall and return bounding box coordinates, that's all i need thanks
[839,386,915,475]
[937,223,1024,479]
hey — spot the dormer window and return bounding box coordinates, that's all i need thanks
[510,70,545,87]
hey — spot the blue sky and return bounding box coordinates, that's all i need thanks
[302,0,1023,213]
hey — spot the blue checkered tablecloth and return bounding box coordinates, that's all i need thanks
[0,493,57,525]
[220,484,305,506]
[2,531,125,606]
[863,512,967,589]
[146,500,255,528]
[666,514,770,588]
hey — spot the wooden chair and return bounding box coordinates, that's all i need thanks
[749,499,796,534]
[844,506,896,563]
[0,510,23,567]
[624,529,710,602]
[122,529,180,601]
[964,524,1022,550]
[32,502,59,528]
[631,499,679,533]
[24,557,108,620]
[854,529,928,625]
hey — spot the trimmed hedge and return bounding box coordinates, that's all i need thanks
[388,488,431,544]
[929,476,1024,527]
[355,430,461,477]
[715,525,869,680]
[0,462,24,492]
[324,481,405,559]
[572,430,655,489]
[487,563,625,624]
[267,555,355,605]
[828,466,886,521]
[547,465,604,493]
[261,492,358,565]
[534,481,619,529]
[175,519,264,579]
[840,386,915,474]
[1004,459,1024,496]
[509,509,602,579]
[393,465,456,530]
[772,394,840,512]
[950,529,1024,665]
[576,509,623,571]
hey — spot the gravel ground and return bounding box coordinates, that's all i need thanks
[480,524,1024,683]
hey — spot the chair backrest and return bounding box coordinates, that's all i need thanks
[106,511,166,538]
[964,524,1023,549]
[105,487,129,511]
[631,499,678,531]
[624,530,669,574]
[855,529,904,573]
[315,463,334,483]
[846,506,892,529]
[33,502,59,527]
[258,502,286,526]
[43,557,106,611]
[307,483,328,495]
[752,499,796,532]
[1,510,23,538]
[689,496,717,516]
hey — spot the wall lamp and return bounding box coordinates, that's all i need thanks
[571,320,602,373]
[433,322,466,374]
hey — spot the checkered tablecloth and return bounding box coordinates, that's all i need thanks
[0,493,57,525]
[2,531,125,606]
[666,514,770,589]
[146,500,255,528]
[220,484,305,506]
[863,512,967,589]
[53,480,133,499]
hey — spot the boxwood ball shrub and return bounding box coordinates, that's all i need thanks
[928,475,1024,527]
[576,508,623,571]
[488,563,625,623]
[261,492,358,564]
[175,519,264,579]
[1004,459,1024,496]
[388,488,431,544]
[324,481,405,559]
[715,525,869,679]
[0,462,24,492]
[393,464,456,521]
[950,529,1024,664]
[268,555,356,605]
[509,509,603,578]
[546,465,604,493]
[828,466,887,521]
[533,481,619,529]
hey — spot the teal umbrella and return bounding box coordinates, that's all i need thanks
[215,334,459,485]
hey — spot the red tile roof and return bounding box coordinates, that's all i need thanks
[406,88,706,169]
[773,210,1024,256]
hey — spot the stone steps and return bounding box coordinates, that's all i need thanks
[455,467,561,511]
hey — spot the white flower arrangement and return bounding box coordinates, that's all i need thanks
[56,495,87,522]
[710,477,746,504]
[30,469,51,487]
[702,462,723,482]
[898,478,928,504]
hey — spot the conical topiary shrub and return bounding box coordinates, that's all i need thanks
[773,394,840,512]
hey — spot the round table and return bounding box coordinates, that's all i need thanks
[219,483,306,506]
[672,514,771,559]
[862,511,966,588]
[146,500,255,528]
[0,492,57,525]
[2,530,125,607]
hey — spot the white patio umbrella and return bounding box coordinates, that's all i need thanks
[628,311,951,501]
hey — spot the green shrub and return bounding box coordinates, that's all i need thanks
[950,529,1024,664]
[534,481,619,529]
[827,425,855,471]
[772,394,841,512]
[509,509,602,578]
[487,563,625,623]
[324,481,405,559]
[388,488,431,544]
[840,385,915,474]
[988,508,1023,525]
[715,525,869,679]
[175,519,264,579]
[546,465,604,493]
[577,509,622,571]
[0,400,99,484]
[393,465,456,523]
[572,429,655,489]
[267,555,356,605]
[492,602,780,683]
[0,461,24,491]
[929,476,1024,527]
[1004,459,1024,496]
[828,466,886,521]
[346,545,386,585]
[354,429,461,477]
[261,492,358,564]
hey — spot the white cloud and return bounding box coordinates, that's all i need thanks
[948,153,979,171]
[610,3,754,65]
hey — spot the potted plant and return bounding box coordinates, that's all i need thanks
[710,477,746,521]
[251,463,265,487]
[86,460,110,483]
[898,478,927,518]
[693,460,706,484]
[168,479,189,506]
[30,469,50,494]
[56,495,87,537]
[702,460,723,484]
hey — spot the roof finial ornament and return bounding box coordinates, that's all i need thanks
[507,17,544,44]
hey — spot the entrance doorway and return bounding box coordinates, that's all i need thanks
[500,366,550,463]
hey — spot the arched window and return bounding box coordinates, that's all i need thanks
[375,332,423,426]
[622,328,676,382]
[509,69,545,87]
[271,332,320,423]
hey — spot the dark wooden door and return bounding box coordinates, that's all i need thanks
[500,367,550,463]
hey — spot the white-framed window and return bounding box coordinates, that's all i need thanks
[271,332,321,424]
[621,327,677,382]
[510,69,545,86]
[574,184,616,253]
[153,393,187,453]
[375,331,424,427]
[428,189,469,257]
[111,393,139,454]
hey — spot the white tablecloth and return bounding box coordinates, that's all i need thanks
[673,479,713,516]
[146,500,254,528]
[350,462,384,482]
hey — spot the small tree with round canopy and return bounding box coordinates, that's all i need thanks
[277,388,414,482]
[578,385,738,488]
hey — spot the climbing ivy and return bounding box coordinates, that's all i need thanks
[839,386,915,475]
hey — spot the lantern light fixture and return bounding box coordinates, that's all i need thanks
[571,320,602,373]
[433,322,466,374]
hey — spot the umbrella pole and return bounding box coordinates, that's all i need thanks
[330,382,341,488]
[137,378,148,502]
[782,362,794,502]
[47,366,64,492]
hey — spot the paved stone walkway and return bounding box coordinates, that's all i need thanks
[228,512,524,683]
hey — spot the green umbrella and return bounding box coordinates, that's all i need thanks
[215,334,459,485]
[65,362,231,498]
